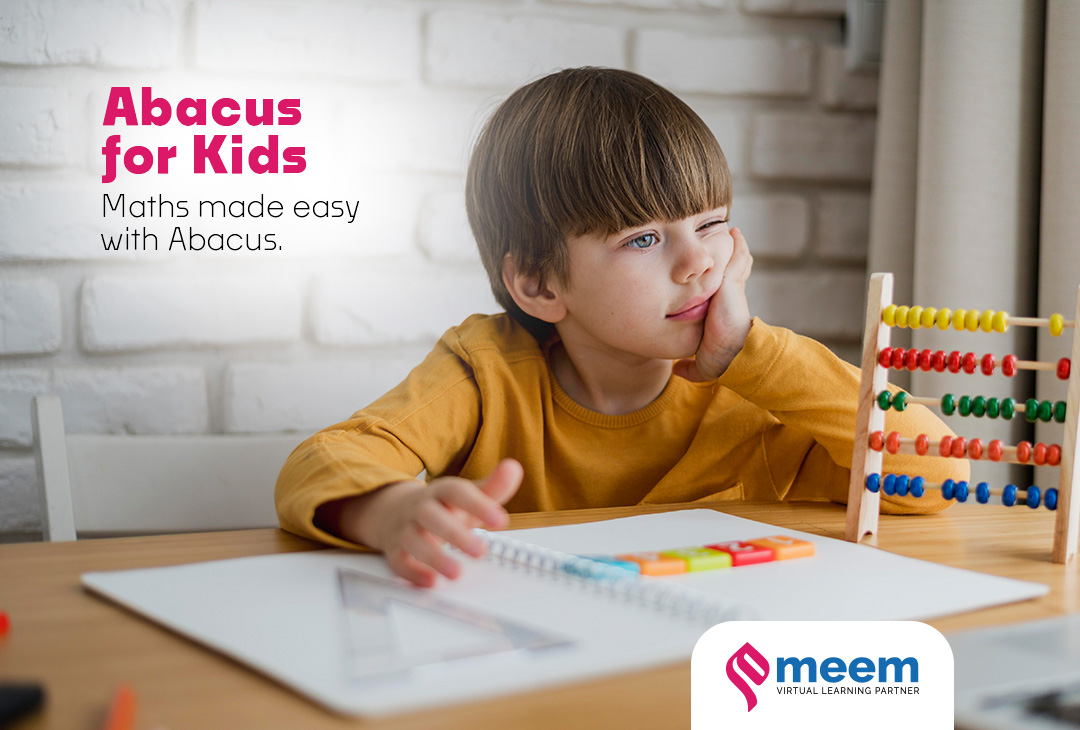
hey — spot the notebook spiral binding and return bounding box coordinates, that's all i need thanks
[472,529,757,626]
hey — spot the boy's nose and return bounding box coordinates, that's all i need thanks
[672,237,714,283]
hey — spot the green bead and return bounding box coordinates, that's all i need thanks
[959,395,972,416]
[1025,398,1040,422]
[971,396,986,417]
[1001,398,1015,420]
[877,390,892,410]
[1055,401,1068,424]
[1038,400,1054,423]
[987,398,1000,419]
[893,391,908,412]
[940,393,956,415]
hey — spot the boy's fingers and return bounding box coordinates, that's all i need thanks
[416,500,486,557]
[401,526,462,581]
[673,358,708,383]
[435,479,507,529]
[479,458,524,505]
[726,227,753,282]
[387,548,437,588]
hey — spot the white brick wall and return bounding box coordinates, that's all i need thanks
[0,0,877,539]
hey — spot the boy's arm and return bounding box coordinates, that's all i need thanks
[715,318,969,514]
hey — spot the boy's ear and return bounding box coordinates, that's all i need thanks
[501,254,567,324]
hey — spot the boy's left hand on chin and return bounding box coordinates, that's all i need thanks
[673,226,753,382]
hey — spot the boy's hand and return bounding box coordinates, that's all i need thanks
[673,226,753,382]
[360,459,523,587]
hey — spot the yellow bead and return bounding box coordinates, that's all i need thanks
[979,309,994,332]
[882,304,897,326]
[1050,313,1065,337]
[907,305,923,328]
[992,311,1009,333]
[936,307,952,329]
[965,309,980,331]
[894,305,909,328]
[920,307,938,328]
[953,308,968,331]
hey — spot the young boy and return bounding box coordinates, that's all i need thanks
[276,67,966,586]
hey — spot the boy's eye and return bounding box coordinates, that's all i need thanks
[625,233,659,249]
[698,218,729,232]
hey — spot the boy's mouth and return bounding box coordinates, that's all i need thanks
[666,294,712,321]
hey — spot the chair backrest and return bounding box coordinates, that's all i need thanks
[32,394,305,541]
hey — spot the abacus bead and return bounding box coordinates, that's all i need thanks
[939,435,953,457]
[883,474,897,496]
[907,306,923,328]
[968,438,983,460]
[942,479,956,500]
[980,353,995,375]
[962,352,978,374]
[921,307,937,329]
[1033,443,1047,466]
[1001,398,1016,420]
[919,348,934,371]
[878,348,893,368]
[869,430,885,451]
[932,350,947,371]
[1038,400,1054,423]
[1002,485,1017,507]
[1049,313,1064,337]
[891,348,906,369]
[1055,401,1067,424]
[987,398,1000,419]
[895,305,910,328]
[877,390,892,410]
[1046,488,1058,511]
[988,439,1004,461]
[940,393,956,415]
[972,396,986,417]
[1048,444,1062,466]
[1026,486,1041,509]
[953,309,967,331]
[951,437,968,458]
[992,311,1009,333]
[955,481,969,502]
[979,310,994,332]
[947,351,963,373]
[1016,441,1032,463]
[866,474,881,493]
[1058,357,1071,380]
[905,349,920,371]
[910,476,925,498]
[965,309,980,331]
[976,482,990,504]
[885,431,902,454]
[915,434,929,455]
[959,395,972,416]
[936,308,952,329]
[893,391,908,412]
[882,304,897,326]
[1025,398,1040,422]
[894,474,910,497]
[1002,354,1017,377]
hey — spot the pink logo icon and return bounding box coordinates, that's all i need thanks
[726,642,770,712]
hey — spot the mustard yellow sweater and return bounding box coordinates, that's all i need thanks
[276,315,968,549]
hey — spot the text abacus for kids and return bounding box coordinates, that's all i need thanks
[846,272,1080,564]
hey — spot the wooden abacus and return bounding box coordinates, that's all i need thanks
[845,273,1080,565]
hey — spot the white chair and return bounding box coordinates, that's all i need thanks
[32,394,304,541]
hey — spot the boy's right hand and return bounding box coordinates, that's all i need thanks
[353,459,523,587]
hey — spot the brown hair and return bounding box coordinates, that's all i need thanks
[465,67,732,340]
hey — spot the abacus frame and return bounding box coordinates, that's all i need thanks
[844,272,1080,565]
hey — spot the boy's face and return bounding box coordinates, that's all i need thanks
[553,206,733,363]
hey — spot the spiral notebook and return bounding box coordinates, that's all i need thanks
[81,509,1047,716]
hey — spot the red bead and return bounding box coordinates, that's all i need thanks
[0,611,8,637]
[869,431,884,451]
[885,431,902,454]
[947,351,962,373]
[915,434,929,455]
[988,439,1004,461]
[917,349,932,371]
[980,353,995,376]
[951,437,968,458]
[967,438,983,460]
[962,352,978,374]
[905,349,920,371]
[878,348,893,368]
[891,348,906,369]
[939,435,953,457]
[1033,442,1047,466]
[1002,354,1017,377]
[1048,444,1062,466]
[932,350,947,372]
[1059,357,1071,381]
[1016,441,1032,464]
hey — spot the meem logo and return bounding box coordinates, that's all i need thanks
[726,642,770,712]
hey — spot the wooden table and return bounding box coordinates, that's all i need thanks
[1,502,1077,729]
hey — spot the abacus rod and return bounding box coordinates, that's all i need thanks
[898,395,1034,412]
[872,438,1058,466]
[875,478,1040,494]
[1017,360,1059,371]
[1009,316,1076,328]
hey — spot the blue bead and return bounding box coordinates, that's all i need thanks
[894,474,910,496]
[955,481,969,502]
[1002,484,1017,507]
[910,476,925,498]
[883,474,896,496]
[976,482,990,504]
[865,473,881,493]
[1027,486,1041,509]
[942,479,956,500]
[1046,488,1058,511]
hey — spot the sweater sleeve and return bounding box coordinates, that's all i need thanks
[716,318,969,514]
[274,331,483,549]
